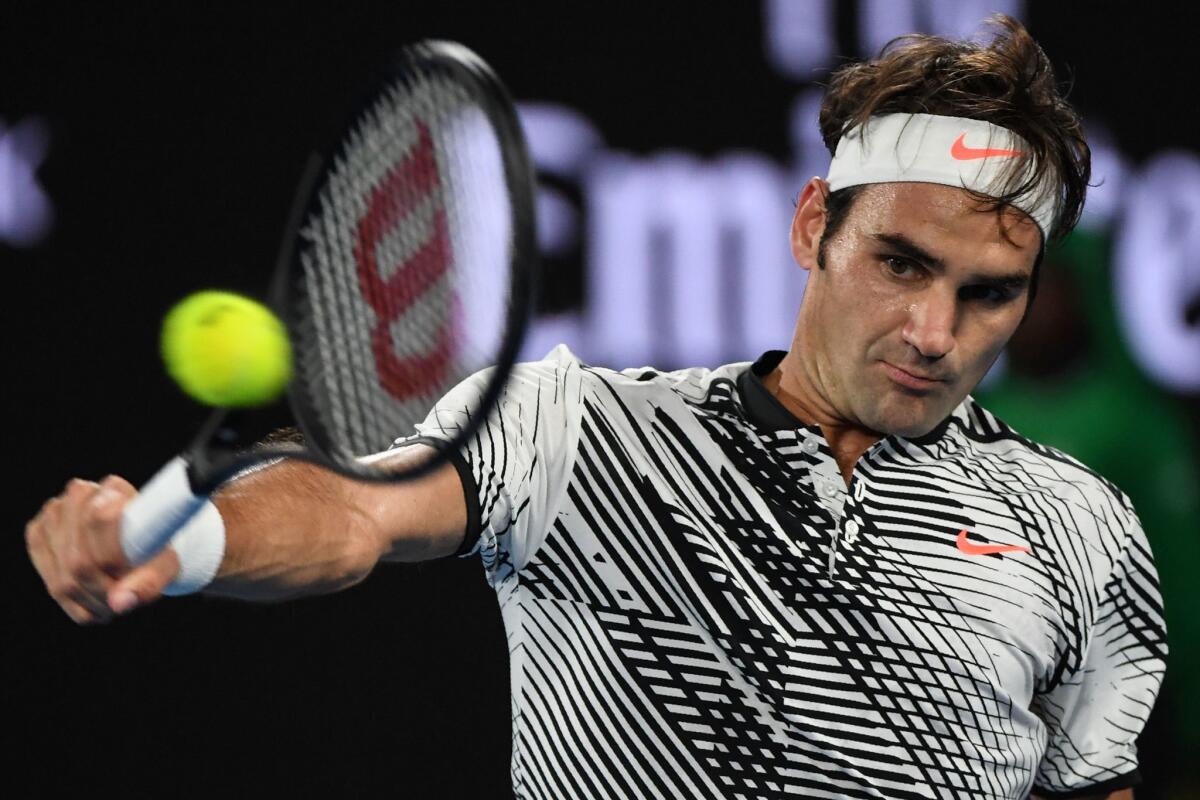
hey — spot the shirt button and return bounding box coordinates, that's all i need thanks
[845,520,860,537]
[801,439,819,455]
[823,483,838,498]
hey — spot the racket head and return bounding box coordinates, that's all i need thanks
[188,40,536,491]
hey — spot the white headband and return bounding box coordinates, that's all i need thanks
[825,113,1057,239]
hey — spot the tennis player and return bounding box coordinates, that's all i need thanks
[26,15,1164,800]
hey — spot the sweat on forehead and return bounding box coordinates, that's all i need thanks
[826,113,1058,241]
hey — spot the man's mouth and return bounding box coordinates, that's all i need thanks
[881,362,946,391]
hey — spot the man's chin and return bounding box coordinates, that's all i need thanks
[887,419,943,439]
[862,404,949,440]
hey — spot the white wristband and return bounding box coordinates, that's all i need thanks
[162,498,227,596]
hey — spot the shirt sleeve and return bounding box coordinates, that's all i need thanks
[393,344,586,580]
[1031,503,1168,798]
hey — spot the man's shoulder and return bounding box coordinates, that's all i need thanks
[948,396,1134,519]
[512,344,748,406]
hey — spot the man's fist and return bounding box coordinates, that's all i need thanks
[25,475,180,624]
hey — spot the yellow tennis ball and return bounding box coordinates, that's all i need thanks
[161,290,292,407]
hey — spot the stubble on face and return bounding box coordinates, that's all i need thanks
[788,182,1040,439]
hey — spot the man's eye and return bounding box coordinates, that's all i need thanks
[884,257,919,277]
[961,285,1013,304]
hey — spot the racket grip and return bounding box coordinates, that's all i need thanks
[120,456,226,594]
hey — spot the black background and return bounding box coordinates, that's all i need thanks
[5,3,1198,797]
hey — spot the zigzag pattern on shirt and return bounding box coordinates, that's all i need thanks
[421,350,1165,800]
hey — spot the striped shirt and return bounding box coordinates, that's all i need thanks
[405,345,1167,800]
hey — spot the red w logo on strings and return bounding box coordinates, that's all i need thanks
[353,122,456,401]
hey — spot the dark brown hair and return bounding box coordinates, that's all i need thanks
[818,14,1090,249]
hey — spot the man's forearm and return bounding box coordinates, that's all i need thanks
[201,445,467,602]
[204,460,386,602]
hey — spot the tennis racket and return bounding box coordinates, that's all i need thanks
[119,40,536,577]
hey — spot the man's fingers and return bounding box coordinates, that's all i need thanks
[28,505,108,622]
[60,478,99,526]
[36,538,114,624]
[30,518,110,625]
[29,472,186,622]
[59,596,109,626]
[82,475,137,576]
[26,516,60,596]
[54,539,117,623]
[55,479,126,617]
[98,474,137,497]
[108,547,180,615]
[63,585,114,623]
[27,476,141,624]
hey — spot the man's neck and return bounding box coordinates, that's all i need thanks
[763,353,883,487]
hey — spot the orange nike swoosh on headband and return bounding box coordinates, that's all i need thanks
[955,529,1031,556]
[950,133,1024,161]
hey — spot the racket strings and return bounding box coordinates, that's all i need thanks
[291,65,513,461]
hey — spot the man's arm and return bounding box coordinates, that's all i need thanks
[25,444,467,622]
[204,445,466,600]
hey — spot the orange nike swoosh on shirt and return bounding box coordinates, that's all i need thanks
[950,133,1024,161]
[956,529,1031,556]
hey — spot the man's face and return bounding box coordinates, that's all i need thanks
[790,180,1041,438]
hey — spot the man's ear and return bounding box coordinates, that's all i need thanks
[790,177,830,272]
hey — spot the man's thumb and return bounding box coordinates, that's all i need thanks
[107,547,181,614]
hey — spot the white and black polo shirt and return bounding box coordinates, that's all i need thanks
[403,345,1167,800]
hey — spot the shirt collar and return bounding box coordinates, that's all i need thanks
[736,350,956,445]
[737,350,815,432]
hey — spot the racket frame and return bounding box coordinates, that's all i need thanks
[181,40,538,496]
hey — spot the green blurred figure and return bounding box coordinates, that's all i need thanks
[977,231,1200,798]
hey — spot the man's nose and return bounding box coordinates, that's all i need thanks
[901,290,957,359]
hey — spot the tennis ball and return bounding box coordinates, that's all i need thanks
[160,290,292,407]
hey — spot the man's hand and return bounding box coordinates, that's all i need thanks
[25,476,180,624]
[27,447,469,618]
